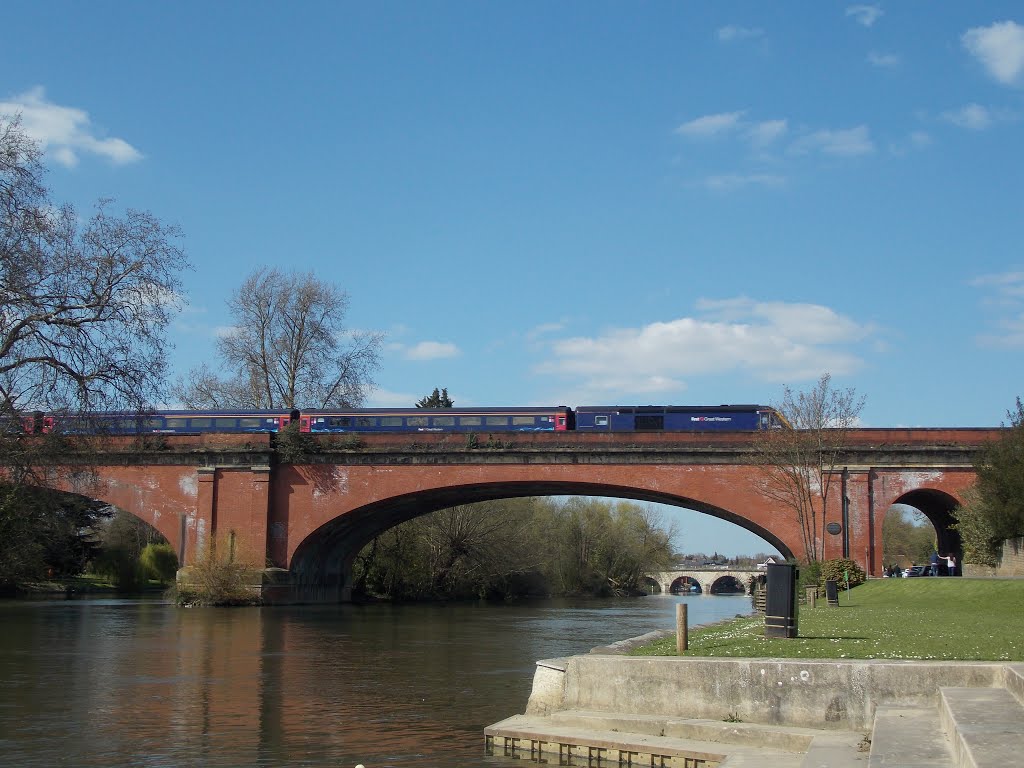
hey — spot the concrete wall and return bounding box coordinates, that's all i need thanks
[525,655,1007,730]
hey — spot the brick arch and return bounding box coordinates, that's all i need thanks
[889,487,964,565]
[27,428,996,603]
[54,467,189,558]
[283,473,801,601]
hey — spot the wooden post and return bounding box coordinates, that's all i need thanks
[676,603,688,654]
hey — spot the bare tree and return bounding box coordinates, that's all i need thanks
[174,267,382,409]
[755,373,865,562]
[1,115,189,417]
[1,115,189,585]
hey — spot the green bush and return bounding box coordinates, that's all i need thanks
[819,558,865,588]
[140,543,179,584]
[797,560,822,593]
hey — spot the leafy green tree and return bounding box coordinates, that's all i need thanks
[416,388,454,408]
[140,543,179,584]
[972,397,1024,541]
[953,488,1001,567]
[882,506,935,565]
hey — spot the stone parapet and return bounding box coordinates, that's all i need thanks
[525,655,1007,731]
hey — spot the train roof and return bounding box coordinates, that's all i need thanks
[573,404,777,413]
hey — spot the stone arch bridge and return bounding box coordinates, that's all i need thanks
[647,569,763,595]
[40,427,997,603]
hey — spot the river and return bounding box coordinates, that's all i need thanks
[0,593,753,767]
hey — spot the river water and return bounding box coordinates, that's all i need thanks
[0,593,753,767]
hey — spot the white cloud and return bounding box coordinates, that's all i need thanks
[942,103,992,130]
[909,130,932,148]
[971,270,1024,298]
[398,340,460,361]
[790,125,875,156]
[365,387,423,407]
[747,119,788,147]
[963,21,1024,86]
[534,299,872,397]
[0,86,143,167]
[717,25,764,43]
[867,51,900,68]
[846,5,883,28]
[675,111,745,138]
[703,173,786,192]
[971,270,1024,347]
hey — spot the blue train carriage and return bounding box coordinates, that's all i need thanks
[572,404,785,431]
[300,406,573,433]
[50,410,296,434]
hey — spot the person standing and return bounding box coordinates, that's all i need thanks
[929,550,940,577]
[945,553,957,577]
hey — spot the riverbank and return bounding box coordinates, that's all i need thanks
[486,579,1024,765]
[1,575,167,598]
[633,578,1024,661]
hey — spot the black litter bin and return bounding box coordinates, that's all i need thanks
[764,563,799,638]
[825,579,839,607]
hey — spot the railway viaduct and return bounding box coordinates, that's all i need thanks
[44,428,997,603]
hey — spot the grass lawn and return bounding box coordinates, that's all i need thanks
[632,578,1024,662]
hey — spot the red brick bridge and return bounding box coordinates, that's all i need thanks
[49,428,996,603]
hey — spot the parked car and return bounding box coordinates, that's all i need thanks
[903,565,929,577]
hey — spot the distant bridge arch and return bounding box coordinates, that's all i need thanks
[649,569,762,596]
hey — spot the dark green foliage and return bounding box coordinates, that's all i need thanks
[952,488,1001,567]
[818,558,866,588]
[0,484,110,585]
[140,543,179,584]
[797,560,822,593]
[972,398,1024,540]
[416,388,454,408]
[274,421,315,463]
[91,544,147,591]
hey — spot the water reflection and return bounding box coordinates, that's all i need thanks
[0,594,751,767]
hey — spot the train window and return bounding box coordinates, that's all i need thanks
[380,417,403,426]
[190,418,212,428]
[512,416,536,426]
[355,417,376,427]
[595,416,609,426]
[636,415,664,430]
[238,418,263,428]
[165,419,187,428]
[406,416,428,427]
[486,416,509,426]
[328,416,352,427]
[459,416,482,426]
[431,416,455,426]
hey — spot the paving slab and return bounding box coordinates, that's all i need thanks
[940,687,1024,768]
[868,705,954,767]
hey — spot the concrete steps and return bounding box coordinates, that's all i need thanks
[866,679,1024,768]
[485,662,1024,768]
[485,710,867,767]
[939,687,1024,768]
[868,705,954,767]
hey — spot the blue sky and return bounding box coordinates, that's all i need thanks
[5,3,1023,554]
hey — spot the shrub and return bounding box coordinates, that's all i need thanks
[172,533,262,606]
[140,543,179,584]
[819,558,866,588]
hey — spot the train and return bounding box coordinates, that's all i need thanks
[19,404,787,435]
